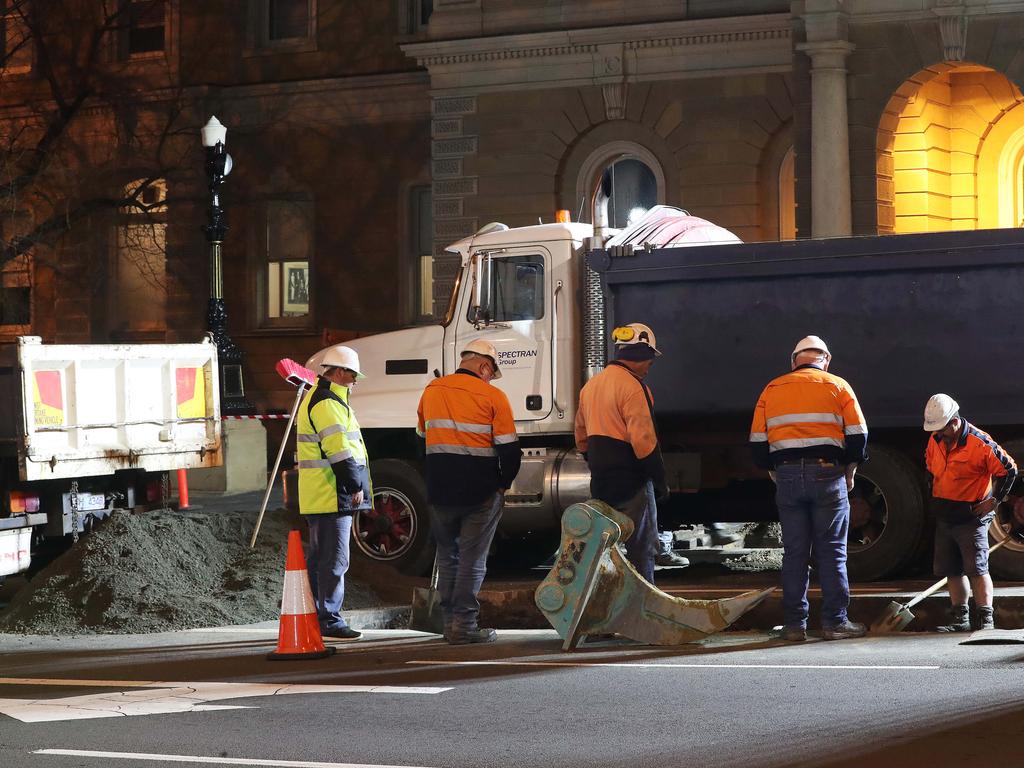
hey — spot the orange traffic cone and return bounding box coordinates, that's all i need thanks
[268,530,336,660]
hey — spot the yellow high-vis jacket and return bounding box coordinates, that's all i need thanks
[297,377,371,515]
[749,364,868,470]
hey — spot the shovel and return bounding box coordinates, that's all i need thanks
[408,554,445,634]
[870,535,1012,634]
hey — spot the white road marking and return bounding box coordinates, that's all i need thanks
[34,749,437,768]
[0,679,451,723]
[406,659,940,670]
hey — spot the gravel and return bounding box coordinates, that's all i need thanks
[0,503,380,635]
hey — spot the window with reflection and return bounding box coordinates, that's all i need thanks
[469,255,545,324]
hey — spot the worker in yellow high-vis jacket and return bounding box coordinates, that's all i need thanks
[297,344,371,641]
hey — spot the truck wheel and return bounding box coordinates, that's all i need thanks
[987,439,1024,580]
[353,459,434,576]
[846,445,926,582]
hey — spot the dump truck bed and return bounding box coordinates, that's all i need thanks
[589,228,1024,428]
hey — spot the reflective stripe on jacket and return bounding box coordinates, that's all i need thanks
[417,369,522,506]
[749,364,868,469]
[574,361,666,505]
[297,377,371,515]
[926,420,1017,503]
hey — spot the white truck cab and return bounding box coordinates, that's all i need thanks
[307,207,741,575]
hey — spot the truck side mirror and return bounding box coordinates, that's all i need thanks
[469,251,493,327]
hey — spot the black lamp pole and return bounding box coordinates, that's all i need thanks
[201,116,253,415]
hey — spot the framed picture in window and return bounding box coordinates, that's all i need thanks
[282,261,309,316]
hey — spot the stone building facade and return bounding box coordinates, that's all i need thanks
[3,0,1024,413]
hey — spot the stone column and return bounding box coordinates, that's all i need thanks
[798,39,855,238]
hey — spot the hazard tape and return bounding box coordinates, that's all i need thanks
[222,414,290,420]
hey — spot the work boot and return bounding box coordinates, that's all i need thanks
[936,603,971,633]
[707,524,743,546]
[323,626,361,641]
[654,551,691,567]
[822,620,867,640]
[972,605,995,631]
[447,626,497,645]
[771,625,807,642]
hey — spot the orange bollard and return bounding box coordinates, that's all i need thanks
[176,468,190,510]
[268,530,336,660]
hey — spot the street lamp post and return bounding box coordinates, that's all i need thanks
[201,116,253,415]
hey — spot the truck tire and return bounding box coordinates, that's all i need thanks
[846,445,926,582]
[986,439,1024,580]
[353,459,434,576]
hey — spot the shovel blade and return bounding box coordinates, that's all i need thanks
[869,601,915,634]
[409,586,445,634]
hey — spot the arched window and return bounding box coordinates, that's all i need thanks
[112,177,166,337]
[575,141,666,226]
[605,158,658,228]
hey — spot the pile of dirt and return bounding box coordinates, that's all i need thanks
[0,504,380,635]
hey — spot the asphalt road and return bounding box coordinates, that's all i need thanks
[2,625,1024,768]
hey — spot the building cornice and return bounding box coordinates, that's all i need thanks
[842,0,1024,25]
[403,14,793,94]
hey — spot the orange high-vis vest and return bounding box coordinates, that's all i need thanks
[925,421,1017,503]
[575,361,665,504]
[417,370,521,506]
[749,365,867,468]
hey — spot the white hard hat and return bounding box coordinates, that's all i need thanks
[923,393,959,432]
[318,345,365,378]
[461,339,501,379]
[611,322,662,356]
[792,335,830,360]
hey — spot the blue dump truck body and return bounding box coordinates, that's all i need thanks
[589,227,1024,580]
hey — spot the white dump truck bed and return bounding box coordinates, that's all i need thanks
[0,336,222,482]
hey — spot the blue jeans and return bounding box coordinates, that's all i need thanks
[774,463,851,629]
[306,513,353,631]
[614,480,659,584]
[431,491,504,630]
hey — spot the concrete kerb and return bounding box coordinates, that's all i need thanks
[474,584,1024,633]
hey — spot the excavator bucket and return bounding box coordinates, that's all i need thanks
[535,500,773,650]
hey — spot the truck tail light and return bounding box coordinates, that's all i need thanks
[10,491,40,513]
[145,478,163,502]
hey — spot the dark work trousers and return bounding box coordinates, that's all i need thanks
[430,491,504,630]
[774,462,851,629]
[305,512,353,631]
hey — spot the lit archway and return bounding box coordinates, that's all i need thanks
[877,63,1024,234]
[779,146,795,240]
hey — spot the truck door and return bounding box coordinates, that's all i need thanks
[452,248,552,421]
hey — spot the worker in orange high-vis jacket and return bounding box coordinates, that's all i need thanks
[575,322,668,583]
[749,335,868,642]
[923,393,1017,632]
[417,339,522,645]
